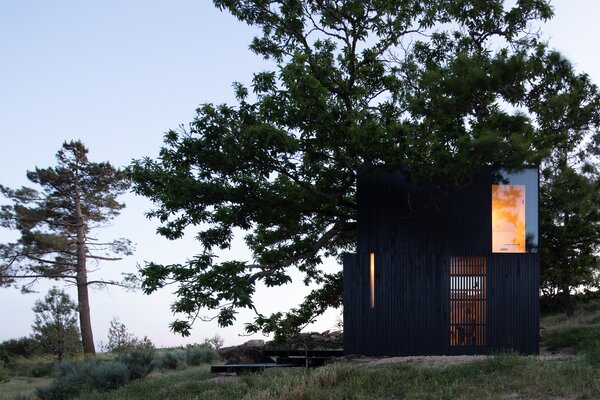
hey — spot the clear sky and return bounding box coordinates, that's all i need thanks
[0,1,598,349]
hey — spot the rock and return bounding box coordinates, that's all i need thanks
[244,339,265,347]
[218,342,274,365]
[268,330,344,350]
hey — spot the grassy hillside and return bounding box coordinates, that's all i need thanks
[71,354,599,400]
[3,300,600,400]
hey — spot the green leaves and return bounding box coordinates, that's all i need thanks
[1,140,134,354]
[32,287,82,360]
[131,0,599,337]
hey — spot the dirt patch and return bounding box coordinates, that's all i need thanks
[341,353,573,368]
[349,355,490,368]
[205,373,240,383]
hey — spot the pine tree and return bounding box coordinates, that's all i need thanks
[0,140,133,355]
[31,287,82,361]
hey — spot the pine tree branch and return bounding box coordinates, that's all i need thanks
[86,254,123,261]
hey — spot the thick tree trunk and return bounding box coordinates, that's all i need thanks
[75,174,95,356]
[77,267,95,355]
[561,204,574,318]
[561,285,574,317]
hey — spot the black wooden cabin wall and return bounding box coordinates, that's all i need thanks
[357,172,492,255]
[487,254,539,354]
[343,252,539,355]
[344,170,539,356]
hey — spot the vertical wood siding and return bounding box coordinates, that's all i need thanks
[344,170,539,356]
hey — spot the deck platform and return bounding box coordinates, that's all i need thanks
[210,363,298,373]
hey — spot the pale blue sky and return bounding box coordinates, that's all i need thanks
[0,1,598,348]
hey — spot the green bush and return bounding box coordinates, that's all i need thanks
[116,349,155,380]
[185,346,219,365]
[36,359,97,399]
[36,381,82,400]
[53,359,94,379]
[583,341,600,367]
[154,350,187,370]
[543,325,600,351]
[0,337,38,362]
[36,353,156,399]
[5,356,55,377]
[88,361,129,392]
[0,361,9,382]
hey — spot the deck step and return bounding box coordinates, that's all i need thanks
[263,349,343,357]
[210,363,299,373]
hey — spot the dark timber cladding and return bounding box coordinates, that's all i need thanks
[343,170,539,356]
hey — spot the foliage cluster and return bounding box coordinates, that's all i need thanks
[152,346,220,370]
[129,0,600,337]
[31,287,82,361]
[115,349,156,381]
[0,140,133,355]
[198,334,224,350]
[0,362,8,383]
[0,337,38,362]
[34,354,151,400]
[184,346,221,366]
[73,354,600,400]
[153,350,187,371]
[3,356,54,378]
[102,318,154,353]
[30,345,220,399]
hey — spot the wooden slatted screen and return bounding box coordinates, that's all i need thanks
[450,257,486,346]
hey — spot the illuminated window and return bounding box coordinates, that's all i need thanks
[492,184,526,253]
[450,257,486,346]
[369,252,375,308]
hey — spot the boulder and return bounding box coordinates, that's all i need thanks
[218,341,273,365]
[268,330,343,350]
[244,339,265,348]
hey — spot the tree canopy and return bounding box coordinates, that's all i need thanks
[0,140,133,354]
[129,0,600,337]
[31,287,82,361]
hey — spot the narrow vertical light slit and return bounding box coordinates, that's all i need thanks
[369,252,375,309]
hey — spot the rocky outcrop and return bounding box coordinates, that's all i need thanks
[268,330,343,350]
[218,339,273,365]
[217,331,344,364]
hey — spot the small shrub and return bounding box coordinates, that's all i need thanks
[37,359,99,399]
[185,346,220,365]
[583,341,600,367]
[5,356,55,377]
[38,358,134,399]
[103,317,155,353]
[0,337,38,362]
[201,334,224,350]
[116,348,155,380]
[88,361,129,392]
[0,361,9,382]
[310,363,355,387]
[53,359,92,379]
[36,378,82,400]
[543,325,600,351]
[32,360,55,377]
[154,350,187,370]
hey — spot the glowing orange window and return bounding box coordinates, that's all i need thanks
[492,184,525,253]
[369,252,375,308]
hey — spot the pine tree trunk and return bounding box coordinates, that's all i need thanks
[77,266,95,355]
[75,173,95,356]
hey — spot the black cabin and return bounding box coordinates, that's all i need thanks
[343,169,539,355]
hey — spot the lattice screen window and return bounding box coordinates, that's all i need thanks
[450,257,486,346]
